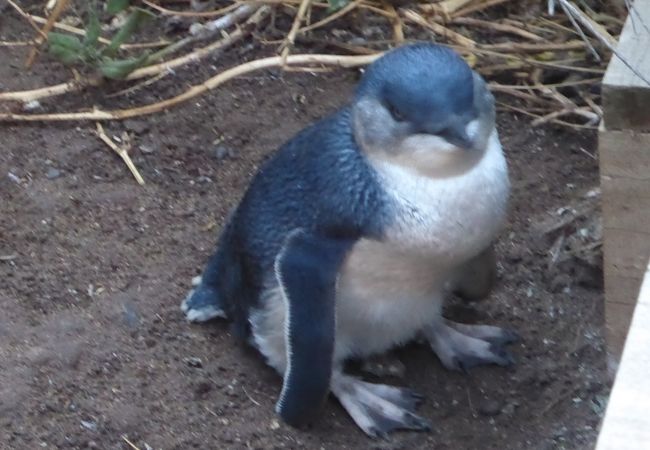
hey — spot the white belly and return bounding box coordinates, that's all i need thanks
[249,255,444,374]
[334,240,447,359]
[250,131,509,373]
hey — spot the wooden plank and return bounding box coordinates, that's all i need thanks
[605,273,648,305]
[602,0,650,131]
[602,228,648,358]
[596,262,650,449]
[602,228,650,282]
[605,300,636,360]
[601,177,650,232]
[599,130,650,180]
[599,126,650,359]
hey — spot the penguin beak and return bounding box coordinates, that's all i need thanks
[440,122,473,151]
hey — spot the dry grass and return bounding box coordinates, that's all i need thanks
[0,0,637,131]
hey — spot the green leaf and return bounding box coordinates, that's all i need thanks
[102,8,153,57]
[107,0,130,14]
[327,0,349,12]
[48,32,85,64]
[49,46,82,64]
[83,2,101,50]
[98,53,149,79]
[48,32,84,51]
[49,44,84,65]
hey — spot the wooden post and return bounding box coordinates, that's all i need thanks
[596,261,650,449]
[600,0,650,361]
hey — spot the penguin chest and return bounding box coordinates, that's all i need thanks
[333,134,510,357]
[376,133,510,264]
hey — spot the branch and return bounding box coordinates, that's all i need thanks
[0,53,382,122]
[0,7,271,103]
[25,0,71,68]
[280,0,313,65]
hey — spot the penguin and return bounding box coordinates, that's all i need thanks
[181,42,517,438]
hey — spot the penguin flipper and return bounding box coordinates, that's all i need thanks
[274,229,355,427]
[181,250,230,322]
[181,279,227,322]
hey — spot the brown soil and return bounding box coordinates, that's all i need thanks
[1,10,608,450]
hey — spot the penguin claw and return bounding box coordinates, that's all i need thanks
[489,342,515,366]
[331,374,431,438]
[404,411,432,432]
[451,356,470,374]
[498,329,521,345]
[362,405,431,438]
[476,328,520,348]
[427,320,518,372]
[367,426,389,440]
[403,388,426,405]
[450,346,514,372]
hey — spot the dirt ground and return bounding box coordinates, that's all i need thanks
[1,9,608,450]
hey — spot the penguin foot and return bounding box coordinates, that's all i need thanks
[425,320,518,372]
[331,373,431,438]
[180,276,228,322]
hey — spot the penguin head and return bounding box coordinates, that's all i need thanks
[352,43,496,177]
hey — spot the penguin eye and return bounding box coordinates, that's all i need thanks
[387,104,405,122]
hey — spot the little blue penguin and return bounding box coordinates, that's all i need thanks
[181,42,517,438]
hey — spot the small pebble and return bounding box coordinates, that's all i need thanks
[80,420,97,432]
[23,100,42,112]
[7,172,21,183]
[549,274,572,293]
[361,358,406,379]
[121,302,141,329]
[502,401,518,415]
[46,168,62,180]
[348,37,368,46]
[185,356,203,368]
[194,380,212,395]
[553,426,568,439]
[139,144,155,154]
[214,145,236,160]
[477,399,502,417]
[124,119,149,134]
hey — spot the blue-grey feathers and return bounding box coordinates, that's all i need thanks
[274,230,356,426]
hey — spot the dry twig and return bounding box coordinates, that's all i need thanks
[25,0,71,68]
[0,40,34,47]
[421,0,474,18]
[280,0,312,65]
[2,0,629,130]
[551,0,650,85]
[299,0,363,34]
[190,3,260,37]
[402,9,476,48]
[452,0,511,18]
[0,7,271,103]
[5,0,48,39]
[142,0,240,17]
[451,17,545,41]
[121,436,141,450]
[0,53,382,122]
[95,123,145,185]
